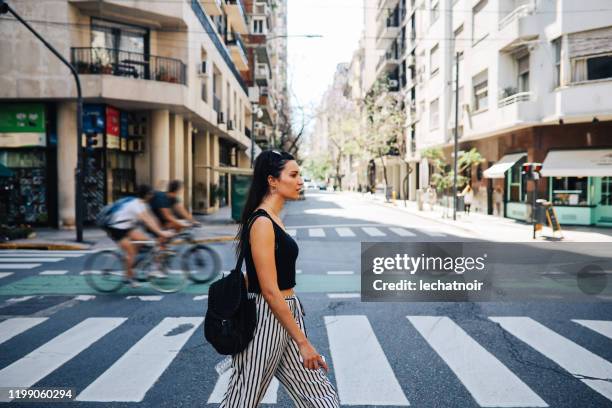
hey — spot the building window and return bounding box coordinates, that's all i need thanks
[572,55,612,82]
[472,70,488,111]
[429,98,439,130]
[551,177,589,206]
[431,1,439,24]
[252,18,266,34]
[472,0,488,45]
[553,37,562,87]
[430,44,439,76]
[602,177,612,206]
[518,54,530,92]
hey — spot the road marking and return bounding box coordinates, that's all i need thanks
[0,258,63,263]
[389,227,416,237]
[0,264,41,269]
[0,317,48,345]
[324,315,409,405]
[327,293,360,299]
[0,252,89,257]
[74,295,96,301]
[0,272,13,279]
[408,316,547,407]
[361,227,386,237]
[193,295,208,301]
[208,368,279,403]
[490,316,612,402]
[308,228,325,237]
[0,317,126,402]
[39,270,69,275]
[286,229,297,237]
[6,296,35,304]
[420,229,445,237]
[335,227,356,237]
[76,317,202,402]
[327,271,354,275]
[572,320,612,340]
[126,296,163,301]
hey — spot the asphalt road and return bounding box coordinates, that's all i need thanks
[0,191,611,407]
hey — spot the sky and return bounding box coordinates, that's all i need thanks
[287,0,364,137]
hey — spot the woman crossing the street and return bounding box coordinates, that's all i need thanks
[220,150,340,408]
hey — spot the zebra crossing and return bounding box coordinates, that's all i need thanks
[0,311,611,405]
[0,250,91,275]
[286,225,457,239]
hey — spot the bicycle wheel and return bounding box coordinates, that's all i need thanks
[182,244,221,283]
[83,250,125,292]
[146,251,187,293]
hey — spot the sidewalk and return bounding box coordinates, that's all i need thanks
[0,206,240,251]
[343,191,612,242]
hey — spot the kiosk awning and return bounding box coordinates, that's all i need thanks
[483,153,526,179]
[541,149,612,177]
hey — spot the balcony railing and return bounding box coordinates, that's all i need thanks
[498,4,533,30]
[227,31,248,67]
[71,47,186,85]
[498,91,534,107]
[376,44,400,71]
[191,0,247,92]
[377,8,400,39]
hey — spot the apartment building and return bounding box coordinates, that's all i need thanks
[0,0,276,227]
[367,0,612,226]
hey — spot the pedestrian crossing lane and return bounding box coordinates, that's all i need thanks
[408,316,547,407]
[335,227,356,237]
[0,318,126,402]
[490,316,612,402]
[0,317,48,346]
[76,317,203,402]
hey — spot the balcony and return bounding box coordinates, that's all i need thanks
[376,44,400,76]
[498,4,539,52]
[497,91,538,125]
[255,64,270,86]
[201,0,222,16]
[68,0,184,27]
[71,47,186,85]
[376,9,400,49]
[227,32,249,71]
[224,0,248,35]
[376,0,400,20]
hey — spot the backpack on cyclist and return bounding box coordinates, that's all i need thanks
[204,213,260,355]
[95,196,136,230]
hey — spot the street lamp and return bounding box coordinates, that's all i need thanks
[1,0,85,242]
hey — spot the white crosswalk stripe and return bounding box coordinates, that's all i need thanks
[208,368,279,403]
[0,318,126,402]
[39,270,69,275]
[0,258,63,263]
[308,228,326,237]
[490,316,612,402]
[286,229,297,237]
[361,227,386,237]
[573,319,612,340]
[325,315,409,405]
[335,227,356,237]
[389,227,416,237]
[419,229,446,237]
[0,264,41,269]
[408,316,547,407]
[0,317,48,346]
[0,272,13,279]
[77,317,202,402]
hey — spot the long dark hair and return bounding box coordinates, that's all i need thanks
[235,149,294,256]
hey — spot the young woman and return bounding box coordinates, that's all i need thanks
[221,150,340,407]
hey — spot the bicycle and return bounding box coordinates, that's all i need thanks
[84,239,187,293]
[166,224,222,284]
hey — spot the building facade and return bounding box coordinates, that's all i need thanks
[0,0,286,227]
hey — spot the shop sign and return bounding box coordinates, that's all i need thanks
[0,103,45,134]
[0,132,46,147]
[83,105,105,134]
[106,106,120,136]
[107,134,120,150]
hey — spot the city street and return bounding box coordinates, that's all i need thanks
[1,191,611,407]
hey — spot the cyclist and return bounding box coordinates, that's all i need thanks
[149,180,200,231]
[106,184,173,287]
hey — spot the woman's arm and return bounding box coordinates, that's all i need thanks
[250,217,328,371]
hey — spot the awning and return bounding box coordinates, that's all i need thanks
[541,149,612,177]
[483,152,526,179]
[193,165,253,176]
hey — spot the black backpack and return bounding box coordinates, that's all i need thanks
[204,214,261,355]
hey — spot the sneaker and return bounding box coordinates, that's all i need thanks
[123,279,141,289]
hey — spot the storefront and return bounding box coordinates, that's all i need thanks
[0,103,57,226]
[541,149,612,226]
[483,152,529,221]
[82,104,144,223]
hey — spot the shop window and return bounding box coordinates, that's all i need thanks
[551,177,589,206]
[601,177,612,206]
[507,157,527,202]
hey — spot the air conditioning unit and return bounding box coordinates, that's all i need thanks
[227,119,234,130]
[217,111,225,124]
[254,122,264,130]
[388,79,399,88]
[197,61,207,77]
[407,55,416,67]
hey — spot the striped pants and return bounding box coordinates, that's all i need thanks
[220,294,340,408]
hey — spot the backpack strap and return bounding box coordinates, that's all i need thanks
[233,209,270,273]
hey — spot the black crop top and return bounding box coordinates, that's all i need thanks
[244,209,299,294]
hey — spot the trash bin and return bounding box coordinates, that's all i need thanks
[231,174,252,222]
[534,199,548,224]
